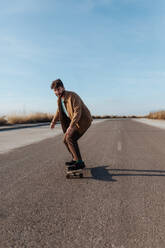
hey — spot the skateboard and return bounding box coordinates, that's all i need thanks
[66,168,84,179]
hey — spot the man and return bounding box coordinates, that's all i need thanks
[50,79,92,171]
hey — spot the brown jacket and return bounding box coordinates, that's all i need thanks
[52,90,93,134]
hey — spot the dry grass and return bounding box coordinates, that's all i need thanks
[92,115,138,119]
[0,112,141,126]
[0,116,7,125]
[148,111,165,120]
[6,112,53,125]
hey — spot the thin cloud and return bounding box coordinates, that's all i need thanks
[76,0,113,12]
[0,35,40,61]
[0,0,54,15]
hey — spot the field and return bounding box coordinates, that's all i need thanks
[0,111,165,126]
[0,113,139,126]
[148,111,165,120]
[0,116,7,125]
[0,113,53,125]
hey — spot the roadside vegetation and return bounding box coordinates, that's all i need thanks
[0,116,7,125]
[2,111,165,126]
[0,113,53,126]
[147,111,165,120]
[0,113,140,126]
[92,115,138,119]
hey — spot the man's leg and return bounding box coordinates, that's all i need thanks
[63,135,73,158]
[63,127,84,162]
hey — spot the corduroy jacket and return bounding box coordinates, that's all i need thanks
[52,90,93,134]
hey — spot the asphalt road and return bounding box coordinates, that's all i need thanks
[0,119,165,248]
[0,119,104,154]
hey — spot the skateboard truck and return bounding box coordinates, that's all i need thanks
[66,168,84,179]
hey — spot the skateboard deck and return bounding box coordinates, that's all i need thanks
[66,168,84,179]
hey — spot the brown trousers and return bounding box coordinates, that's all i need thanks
[63,127,85,161]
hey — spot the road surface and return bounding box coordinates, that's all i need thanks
[0,119,105,154]
[0,119,165,248]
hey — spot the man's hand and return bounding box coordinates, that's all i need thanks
[50,122,55,129]
[66,126,72,135]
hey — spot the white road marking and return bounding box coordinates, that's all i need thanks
[117,141,122,151]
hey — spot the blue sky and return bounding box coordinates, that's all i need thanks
[0,0,165,116]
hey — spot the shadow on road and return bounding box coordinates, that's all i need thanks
[89,166,117,182]
[109,168,165,177]
[88,166,165,182]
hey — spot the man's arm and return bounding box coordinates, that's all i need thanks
[50,109,59,129]
[69,94,82,128]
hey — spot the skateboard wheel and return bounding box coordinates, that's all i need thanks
[66,174,70,179]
